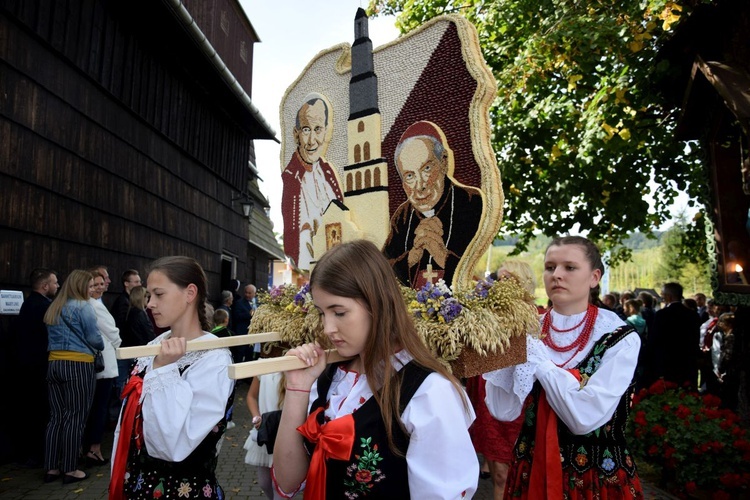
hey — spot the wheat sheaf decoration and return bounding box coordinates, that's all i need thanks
[249,276,539,376]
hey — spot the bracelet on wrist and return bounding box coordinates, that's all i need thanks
[252,416,262,424]
[286,386,311,393]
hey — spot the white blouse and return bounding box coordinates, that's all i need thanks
[300,350,479,499]
[112,332,234,464]
[89,298,122,380]
[484,308,640,435]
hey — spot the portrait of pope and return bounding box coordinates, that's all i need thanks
[281,94,344,270]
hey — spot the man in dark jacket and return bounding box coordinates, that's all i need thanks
[232,284,257,362]
[8,268,59,467]
[642,282,701,390]
[108,268,141,423]
[109,269,141,330]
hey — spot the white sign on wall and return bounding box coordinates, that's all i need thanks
[0,290,24,315]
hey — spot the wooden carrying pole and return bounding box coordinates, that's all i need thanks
[227,350,351,380]
[115,331,352,379]
[115,332,281,359]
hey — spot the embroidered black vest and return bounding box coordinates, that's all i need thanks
[305,361,431,499]
[124,361,233,499]
[514,327,639,477]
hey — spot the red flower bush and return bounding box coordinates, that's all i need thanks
[627,380,750,497]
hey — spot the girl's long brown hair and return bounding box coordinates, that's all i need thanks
[310,239,469,456]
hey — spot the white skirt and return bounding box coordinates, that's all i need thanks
[243,428,273,467]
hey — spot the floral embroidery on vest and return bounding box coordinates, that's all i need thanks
[514,326,639,481]
[560,327,638,478]
[343,436,386,497]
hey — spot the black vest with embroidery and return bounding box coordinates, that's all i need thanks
[514,326,639,477]
[123,360,233,499]
[304,361,431,499]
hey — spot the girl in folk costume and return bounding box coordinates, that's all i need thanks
[109,256,234,499]
[484,236,643,499]
[272,239,478,499]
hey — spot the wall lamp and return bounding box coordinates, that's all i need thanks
[232,193,255,219]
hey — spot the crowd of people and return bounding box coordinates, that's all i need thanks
[3,260,262,495]
[597,284,745,412]
[2,236,749,498]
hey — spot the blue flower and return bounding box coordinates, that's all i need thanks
[293,283,311,307]
[439,298,463,323]
[471,277,494,300]
[408,279,466,324]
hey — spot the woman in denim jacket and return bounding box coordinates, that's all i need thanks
[43,269,103,484]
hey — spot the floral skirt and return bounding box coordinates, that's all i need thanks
[505,459,644,499]
[123,469,224,499]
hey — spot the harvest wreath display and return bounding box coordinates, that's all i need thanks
[249,275,539,378]
[262,9,532,376]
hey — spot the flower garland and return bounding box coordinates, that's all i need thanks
[249,275,540,368]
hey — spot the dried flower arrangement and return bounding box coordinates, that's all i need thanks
[249,275,540,375]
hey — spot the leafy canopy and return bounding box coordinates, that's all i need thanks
[368,0,708,265]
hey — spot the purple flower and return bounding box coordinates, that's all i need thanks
[472,278,494,299]
[293,283,311,307]
[439,298,463,323]
[269,285,285,299]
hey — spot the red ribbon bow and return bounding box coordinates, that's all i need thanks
[528,369,582,499]
[108,374,143,500]
[296,407,355,500]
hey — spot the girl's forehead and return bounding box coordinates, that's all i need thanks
[147,270,167,281]
[545,244,587,261]
[146,271,173,289]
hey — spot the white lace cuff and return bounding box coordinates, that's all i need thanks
[483,334,538,408]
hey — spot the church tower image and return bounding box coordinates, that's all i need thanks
[341,8,389,248]
[311,9,390,262]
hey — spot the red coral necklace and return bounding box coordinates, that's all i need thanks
[541,304,598,366]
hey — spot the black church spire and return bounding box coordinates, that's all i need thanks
[349,8,379,119]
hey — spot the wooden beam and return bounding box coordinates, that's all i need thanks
[228,350,352,379]
[115,332,281,359]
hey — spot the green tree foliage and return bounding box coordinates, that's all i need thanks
[368,0,709,265]
[475,230,711,299]
[658,221,689,279]
[654,216,711,290]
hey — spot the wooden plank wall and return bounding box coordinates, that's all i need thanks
[182,0,258,97]
[0,0,268,300]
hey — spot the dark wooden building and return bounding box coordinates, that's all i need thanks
[667,0,750,424]
[667,0,750,305]
[0,0,285,306]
